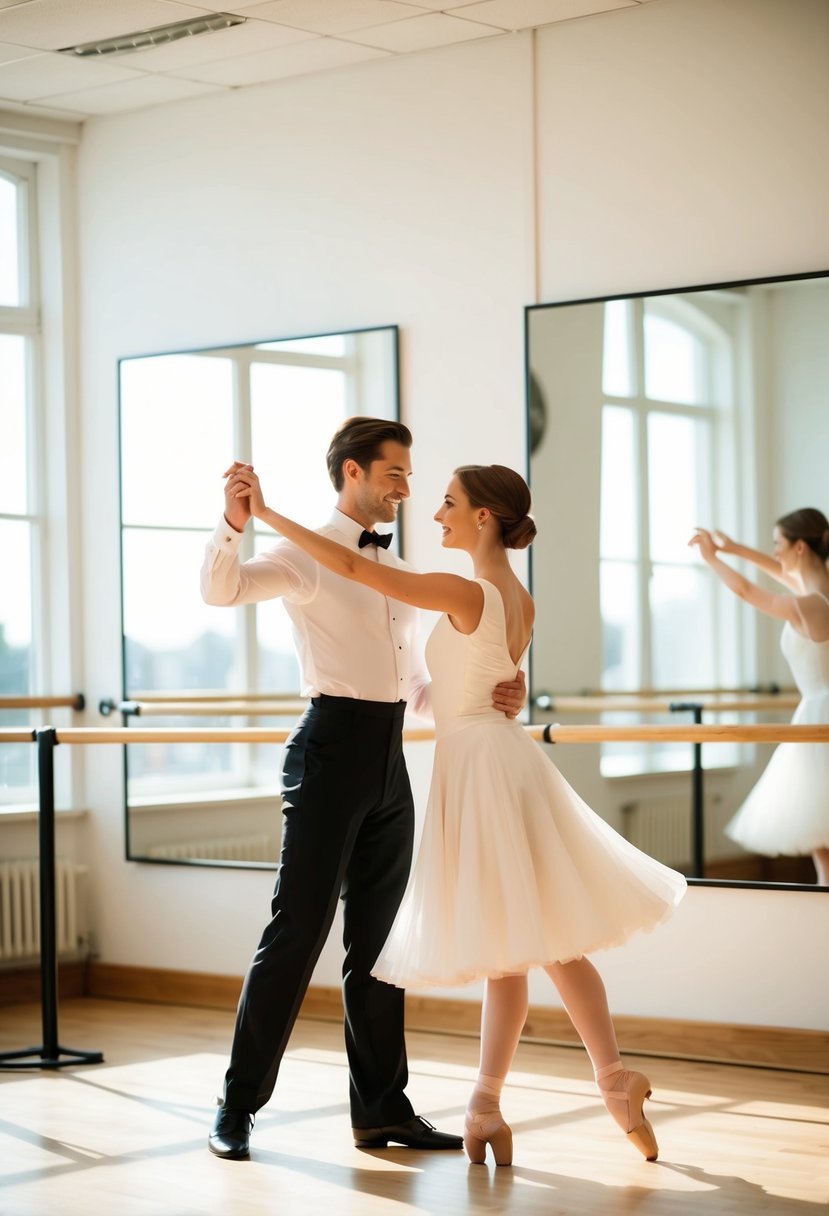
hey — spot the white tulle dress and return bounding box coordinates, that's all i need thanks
[372,579,687,990]
[725,622,829,856]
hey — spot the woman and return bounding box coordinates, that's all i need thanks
[233,461,686,1166]
[690,509,829,885]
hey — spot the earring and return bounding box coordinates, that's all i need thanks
[477,521,484,531]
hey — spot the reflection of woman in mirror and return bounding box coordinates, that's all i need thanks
[690,509,829,884]
[235,461,687,1167]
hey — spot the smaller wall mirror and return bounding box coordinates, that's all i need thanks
[117,326,399,866]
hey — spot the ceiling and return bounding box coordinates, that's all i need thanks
[0,0,654,122]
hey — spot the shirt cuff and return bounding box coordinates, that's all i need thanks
[212,516,245,550]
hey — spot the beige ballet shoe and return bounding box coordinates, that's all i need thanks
[463,1109,513,1166]
[595,1063,659,1162]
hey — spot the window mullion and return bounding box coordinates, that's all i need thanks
[637,409,653,692]
[0,307,40,331]
[631,304,652,694]
[235,358,256,786]
[28,332,48,701]
[705,416,729,694]
[236,358,255,685]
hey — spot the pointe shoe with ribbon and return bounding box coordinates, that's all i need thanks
[463,1109,513,1166]
[595,1063,659,1162]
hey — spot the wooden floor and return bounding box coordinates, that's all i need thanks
[0,999,827,1216]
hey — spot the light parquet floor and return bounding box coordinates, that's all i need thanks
[0,998,827,1215]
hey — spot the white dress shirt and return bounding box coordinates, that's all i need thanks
[200,509,432,718]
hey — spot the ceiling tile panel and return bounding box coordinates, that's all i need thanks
[179,34,387,85]
[221,0,291,7]
[455,0,636,30]
[386,2,488,9]
[230,0,427,35]
[0,38,38,62]
[0,49,143,100]
[0,97,87,121]
[37,72,225,114]
[346,12,501,52]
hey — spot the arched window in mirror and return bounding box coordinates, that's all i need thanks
[598,297,740,776]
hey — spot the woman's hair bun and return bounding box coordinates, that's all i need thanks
[503,515,537,551]
[454,464,537,550]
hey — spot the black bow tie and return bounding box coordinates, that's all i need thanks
[358,529,392,550]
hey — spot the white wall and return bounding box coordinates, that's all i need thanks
[770,281,829,516]
[71,0,829,1032]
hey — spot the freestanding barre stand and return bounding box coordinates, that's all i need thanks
[670,702,705,878]
[0,727,104,1070]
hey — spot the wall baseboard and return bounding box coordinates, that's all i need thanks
[87,961,242,1011]
[81,962,829,1075]
[0,961,87,1006]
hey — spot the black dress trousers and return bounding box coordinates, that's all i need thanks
[223,695,416,1128]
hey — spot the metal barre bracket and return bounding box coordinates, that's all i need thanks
[98,699,140,717]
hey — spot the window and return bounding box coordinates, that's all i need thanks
[599,296,740,775]
[0,157,40,805]
[118,328,399,800]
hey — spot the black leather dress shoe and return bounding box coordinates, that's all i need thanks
[353,1115,463,1150]
[208,1107,254,1159]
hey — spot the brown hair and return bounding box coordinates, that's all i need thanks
[454,464,537,550]
[326,417,413,490]
[776,507,829,560]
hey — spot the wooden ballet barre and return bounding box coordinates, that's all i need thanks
[129,690,305,703]
[53,726,433,744]
[545,684,797,698]
[525,723,829,744]
[0,694,85,711]
[537,694,801,714]
[56,727,296,744]
[0,729,37,744]
[120,701,310,718]
[43,724,829,746]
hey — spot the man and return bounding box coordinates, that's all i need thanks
[201,417,525,1159]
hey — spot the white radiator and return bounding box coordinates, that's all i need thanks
[0,859,86,961]
[621,800,691,869]
[146,833,275,862]
[621,794,734,869]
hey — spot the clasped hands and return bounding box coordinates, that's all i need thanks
[223,461,268,532]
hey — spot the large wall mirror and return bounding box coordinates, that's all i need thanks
[116,326,399,866]
[527,270,829,889]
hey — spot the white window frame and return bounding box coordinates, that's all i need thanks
[0,122,82,814]
[1,155,42,806]
[599,295,742,776]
